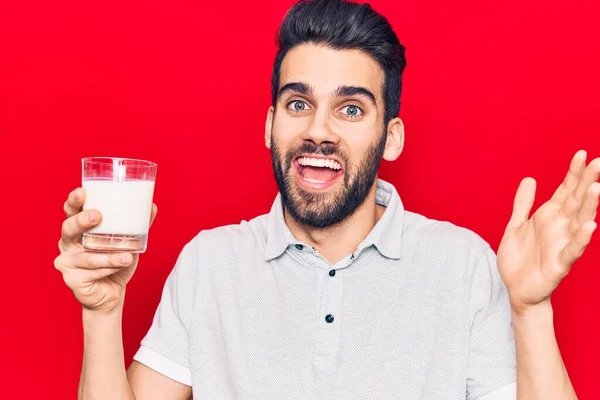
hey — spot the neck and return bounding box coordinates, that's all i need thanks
[284,182,385,265]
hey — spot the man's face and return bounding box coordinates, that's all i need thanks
[268,44,387,228]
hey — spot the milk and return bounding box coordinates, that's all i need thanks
[82,179,155,236]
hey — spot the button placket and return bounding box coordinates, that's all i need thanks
[312,265,343,373]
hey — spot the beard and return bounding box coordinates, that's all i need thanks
[270,131,387,228]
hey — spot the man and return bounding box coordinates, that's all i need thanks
[55,0,600,399]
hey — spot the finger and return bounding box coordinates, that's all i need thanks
[561,157,600,219]
[75,266,134,282]
[576,182,600,225]
[63,188,86,217]
[506,177,536,232]
[149,203,158,227]
[550,150,587,205]
[561,190,581,220]
[560,220,597,267]
[69,251,134,270]
[54,253,68,273]
[61,210,102,246]
[573,157,600,202]
[61,266,133,289]
[58,238,67,253]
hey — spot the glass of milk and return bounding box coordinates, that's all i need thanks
[81,157,157,253]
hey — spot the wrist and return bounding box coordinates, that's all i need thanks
[511,299,554,324]
[82,290,126,323]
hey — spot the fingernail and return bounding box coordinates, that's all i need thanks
[119,254,130,265]
[87,212,96,223]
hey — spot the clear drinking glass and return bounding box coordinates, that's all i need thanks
[81,157,157,253]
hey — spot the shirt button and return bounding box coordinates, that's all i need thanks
[329,269,336,277]
[325,314,334,323]
[295,244,303,250]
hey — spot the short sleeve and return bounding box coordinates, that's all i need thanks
[133,238,198,386]
[467,247,517,400]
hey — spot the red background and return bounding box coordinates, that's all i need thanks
[1,0,599,398]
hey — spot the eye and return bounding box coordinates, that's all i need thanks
[340,105,363,119]
[287,100,310,113]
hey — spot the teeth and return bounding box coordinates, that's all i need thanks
[298,157,342,170]
[303,177,327,184]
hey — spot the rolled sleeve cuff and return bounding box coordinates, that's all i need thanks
[476,382,517,400]
[133,345,192,386]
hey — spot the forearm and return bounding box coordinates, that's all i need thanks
[78,292,135,400]
[512,301,577,400]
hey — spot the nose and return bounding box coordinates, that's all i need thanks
[302,108,340,146]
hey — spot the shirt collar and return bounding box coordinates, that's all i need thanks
[264,178,404,261]
[264,193,301,261]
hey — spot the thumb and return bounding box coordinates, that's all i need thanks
[149,203,158,227]
[506,177,537,232]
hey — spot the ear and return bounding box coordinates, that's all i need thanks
[382,117,404,162]
[265,106,275,149]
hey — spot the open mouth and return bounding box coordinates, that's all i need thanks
[293,155,344,190]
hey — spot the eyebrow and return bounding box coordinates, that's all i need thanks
[334,85,377,107]
[277,82,312,100]
[277,82,377,107]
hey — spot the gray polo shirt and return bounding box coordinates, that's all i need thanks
[134,179,517,399]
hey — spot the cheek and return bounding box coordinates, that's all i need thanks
[272,114,308,148]
[270,120,293,155]
[347,134,376,159]
[271,117,291,141]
